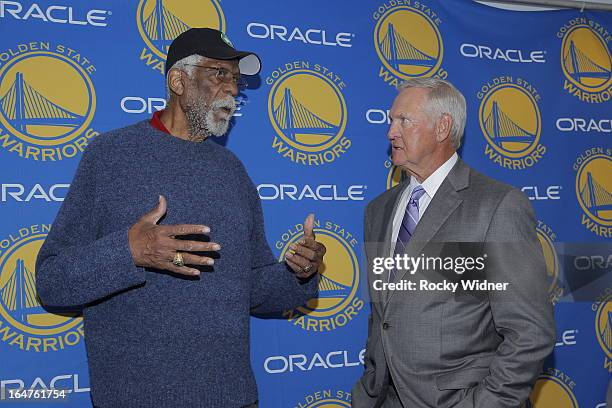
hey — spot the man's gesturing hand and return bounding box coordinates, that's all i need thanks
[128,195,220,276]
[285,213,326,279]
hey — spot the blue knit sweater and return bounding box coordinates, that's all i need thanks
[35,120,318,407]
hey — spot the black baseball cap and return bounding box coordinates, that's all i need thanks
[165,28,261,76]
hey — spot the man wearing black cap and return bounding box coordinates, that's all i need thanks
[36,28,325,408]
[158,27,262,143]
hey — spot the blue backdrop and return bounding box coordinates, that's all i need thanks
[0,0,610,407]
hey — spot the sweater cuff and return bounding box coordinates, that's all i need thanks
[296,270,319,296]
[94,229,147,292]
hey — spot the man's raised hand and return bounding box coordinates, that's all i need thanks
[128,195,220,276]
[285,213,326,279]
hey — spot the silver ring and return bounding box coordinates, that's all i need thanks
[302,264,313,274]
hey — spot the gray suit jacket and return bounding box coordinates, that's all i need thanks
[352,159,555,408]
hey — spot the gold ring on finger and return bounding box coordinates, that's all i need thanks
[172,252,185,267]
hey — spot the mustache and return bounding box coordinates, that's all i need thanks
[209,97,236,116]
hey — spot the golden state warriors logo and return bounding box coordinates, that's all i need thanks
[0,43,99,161]
[524,370,578,408]
[136,0,225,74]
[267,62,350,165]
[558,18,611,103]
[536,221,563,304]
[385,157,407,190]
[373,1,447,88]
[294,390,352,407]
[478,76,546,170]
[573,147,612,237]
[276,220,363,331]
[0,225,84,351]
[594,291,611,370]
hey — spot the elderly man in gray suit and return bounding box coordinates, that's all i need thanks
[352,78,555,408]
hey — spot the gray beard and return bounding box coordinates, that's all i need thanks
[185,96,236,141]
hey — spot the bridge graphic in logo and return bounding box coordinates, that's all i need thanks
[137,0,224,59]
[0,259,45,325]
[563,40,611,87]
[483,100,536,152]
[479,83,541,160]
[602,311,612,353]
[373,6,443,79]
[296,229,358,315]
[560,22,611,94]
[141,0,190,54]
[279,226,360,326]
[0,229,84,347]
[318,274,351,299]
[272,87,339,143]
[579,171,612,219]
[268,69,347,154]
[0,252,76,331]
[379,22,436,72]
[0,51,95,147]
[574,153,611,236]
[0,72,83,138]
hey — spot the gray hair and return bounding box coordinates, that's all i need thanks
[166,54,203,100]
[398,78,466,149]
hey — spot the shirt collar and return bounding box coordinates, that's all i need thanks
[410,152,458,199]
[150,109,170,134]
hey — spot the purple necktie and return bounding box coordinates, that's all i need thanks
[391,185,426,281]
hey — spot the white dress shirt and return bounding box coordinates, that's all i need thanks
[389,153,458,256]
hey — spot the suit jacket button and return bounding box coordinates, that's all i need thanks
[382,322,390,330]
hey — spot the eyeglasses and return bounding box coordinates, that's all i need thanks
[184,64,247,89]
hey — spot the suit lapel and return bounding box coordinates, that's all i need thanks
[385,159,470,305]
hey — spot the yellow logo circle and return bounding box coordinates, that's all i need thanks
[373,6,443,80]
[561,24,611,94]
[536,227,560,297]
[136,0,225,58]
[269,69,347,152]
[295,390,352,407]
[279,224,363,331]
[595,292,611,360]
[385,158,407,190]
[524,375,578,408]
[0,227,83,351]
[575,153,612,229]
[267,65,350,165]
[479,83,542,159]
[305,401,351,408]
[281,229,358,317]
[0,51,96,148]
